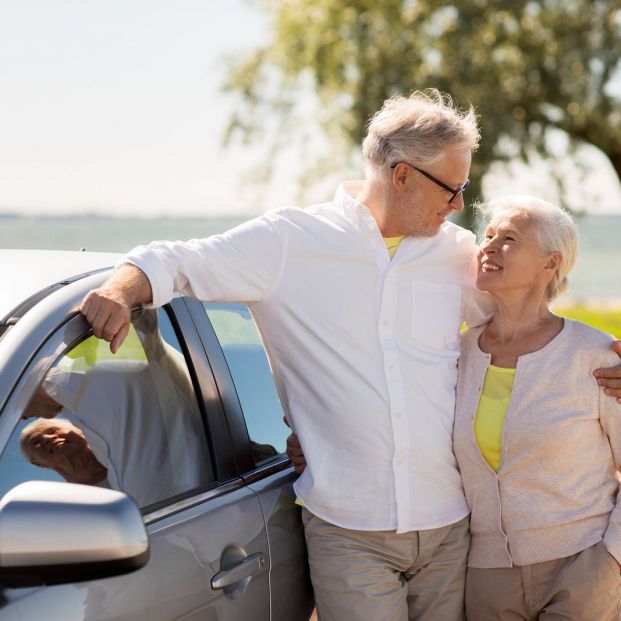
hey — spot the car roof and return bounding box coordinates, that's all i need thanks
[0,249,120,322]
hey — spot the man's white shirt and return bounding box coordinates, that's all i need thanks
[123,182,486,533]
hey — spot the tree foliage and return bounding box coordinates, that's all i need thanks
[224,0,621,223]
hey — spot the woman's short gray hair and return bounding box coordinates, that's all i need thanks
[476,195,579,301]
[19,417,76,461]
[362,89,480,171]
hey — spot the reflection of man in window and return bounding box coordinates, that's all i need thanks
[20,418,109,487]
[21,310,211,508]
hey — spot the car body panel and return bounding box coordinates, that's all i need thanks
[248,469,314,621]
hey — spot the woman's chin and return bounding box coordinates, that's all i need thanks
[475,276,494,293]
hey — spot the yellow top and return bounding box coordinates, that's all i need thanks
[384,236,406,259]
[474,364,516,472]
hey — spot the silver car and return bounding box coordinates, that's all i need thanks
[0,249,314,620]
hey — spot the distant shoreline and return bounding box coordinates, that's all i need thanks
[556,298,621,310]
[1,211,620,221]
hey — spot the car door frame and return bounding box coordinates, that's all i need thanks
[182,299,293,480]
[0,268,277,619]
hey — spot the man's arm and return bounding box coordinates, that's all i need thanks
[80,264,153,353]
[594,341,621,404]
[22,383,63,419]
[597,350,621,565]
[81,214,288,353]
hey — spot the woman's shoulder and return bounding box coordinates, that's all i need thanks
[561,318,618,364]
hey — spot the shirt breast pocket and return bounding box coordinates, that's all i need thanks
[411,281,461,350]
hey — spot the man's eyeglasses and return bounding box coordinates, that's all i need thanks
[390,161,470,205]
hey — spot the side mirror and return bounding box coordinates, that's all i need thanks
[0,481,149,588]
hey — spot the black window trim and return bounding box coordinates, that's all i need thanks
[183,299,292,481]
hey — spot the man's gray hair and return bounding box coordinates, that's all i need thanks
[362,89,480,171]
[477,195,579,301]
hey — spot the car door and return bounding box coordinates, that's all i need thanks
[0,274,271,620]
[187,301,315,621]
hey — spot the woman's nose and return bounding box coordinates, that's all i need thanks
[481,237,497,252]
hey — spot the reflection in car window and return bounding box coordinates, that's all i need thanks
[204,303,288,464]
[1,308,214,509]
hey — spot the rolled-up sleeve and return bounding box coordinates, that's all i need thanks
[118,210,289,308]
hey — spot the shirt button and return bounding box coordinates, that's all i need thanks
[395,411,401,418]
[397,459,403,466]
[388,364,394,371]
[383,320,389,327]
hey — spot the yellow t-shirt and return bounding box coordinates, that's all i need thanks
[384,235,406,259]
[474,365,516,472]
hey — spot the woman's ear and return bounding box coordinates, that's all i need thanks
[544,252,562,271]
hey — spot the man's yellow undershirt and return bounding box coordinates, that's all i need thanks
[384,235,406,259]
[474,365,516,472]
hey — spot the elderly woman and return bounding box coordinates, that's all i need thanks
[20,417,108,486]
[454,195,621,620]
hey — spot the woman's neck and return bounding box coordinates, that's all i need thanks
[61,454,108,486]
[489,293,555,340]
[480,290,564,366]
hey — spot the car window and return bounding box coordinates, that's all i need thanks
[204,303,288,464]
[0,308,214,510]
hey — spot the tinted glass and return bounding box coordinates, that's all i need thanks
[204,303,288,463]
[1,308,214,509]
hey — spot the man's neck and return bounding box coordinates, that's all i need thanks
[354,179,399,237]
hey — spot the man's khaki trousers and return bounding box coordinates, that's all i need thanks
[302,508,469,621]
[465,540,621,620]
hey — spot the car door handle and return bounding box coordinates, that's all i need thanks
[211,552,267,590]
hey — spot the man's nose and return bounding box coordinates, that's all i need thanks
[451,193,465,212]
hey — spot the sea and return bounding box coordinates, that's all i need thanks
[1,212,619,305]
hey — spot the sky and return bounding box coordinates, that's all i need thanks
[1,1,620,217]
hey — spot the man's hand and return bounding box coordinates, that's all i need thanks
[80,264,152,353]
[286,432,307,474]
[594,341,621,404]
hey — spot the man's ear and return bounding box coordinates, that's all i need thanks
[392,162,409,188]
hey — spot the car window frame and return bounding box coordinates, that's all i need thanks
[0,271,251,522]
[183,299,292,482]
[0,306,223,507]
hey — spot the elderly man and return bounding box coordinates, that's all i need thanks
[80,90,621,621]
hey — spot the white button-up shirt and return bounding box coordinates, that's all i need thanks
[124,182,486,533]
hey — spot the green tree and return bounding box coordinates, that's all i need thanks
[224,0,621,227]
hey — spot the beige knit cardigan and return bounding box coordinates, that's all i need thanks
[453,318,621,568]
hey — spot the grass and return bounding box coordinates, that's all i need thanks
[555,305,621,339]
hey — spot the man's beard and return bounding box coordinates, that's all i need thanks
[398,206,441,238]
